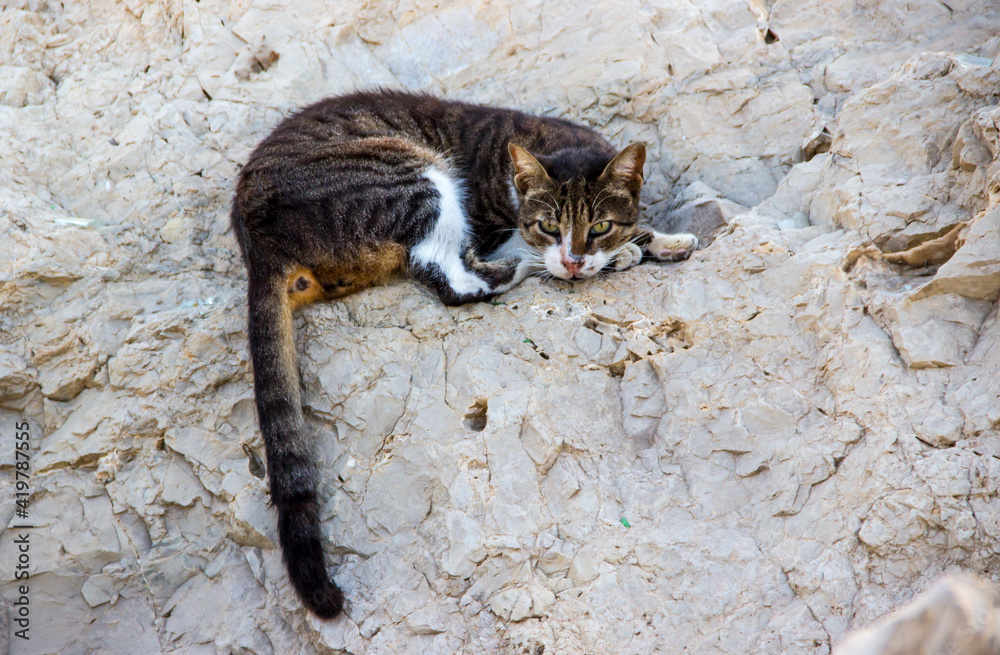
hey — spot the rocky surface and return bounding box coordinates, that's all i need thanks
[832,574,1000,655]
[2,1,1000,653]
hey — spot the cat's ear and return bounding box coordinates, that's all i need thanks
[600,143,645,196]
[508,143,552,193]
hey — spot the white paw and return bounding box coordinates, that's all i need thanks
[647,232,699,262]
[614,242,643,271]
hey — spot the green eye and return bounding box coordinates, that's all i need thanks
[590,221,612,235]
[538,220,560,235]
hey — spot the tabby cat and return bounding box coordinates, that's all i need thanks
[230,90,698,618]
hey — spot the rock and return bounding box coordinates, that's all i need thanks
[0,350,34,402]
[811,52,1000,249]
[881,222,967,268]
[34,333,99,402]
[913,208,1000,302]
[833,574,1000,655]
[668,182,749,243]
[489,583,555,622]
[881,294,992,368]
[0,9,47,67]
[80,574,118,608]
[802,128,833,161]
[759,154,828,229]
[0,65,54,106]
[3,0,1000,653]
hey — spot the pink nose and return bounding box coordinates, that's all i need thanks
[562,257,584,276]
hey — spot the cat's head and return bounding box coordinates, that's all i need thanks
[508,142,645,280]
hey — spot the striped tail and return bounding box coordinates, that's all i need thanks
[247,269,344,618]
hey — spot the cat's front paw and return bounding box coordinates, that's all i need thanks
[614,242,643,271]
[647,232,699,262]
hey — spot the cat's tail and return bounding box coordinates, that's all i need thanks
[247,267,344,619]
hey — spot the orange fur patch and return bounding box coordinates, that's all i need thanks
[286,266,324,310]
[285,243,407,309]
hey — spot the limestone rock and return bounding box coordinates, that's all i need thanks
[881,294,992,369]
[668,181,748,244]
[0,351,34,403]
[0,65,54,107]
[811,53,1000,250]
[833,574,1000,655]
[914,208,1000,302]
[2,1,1000,654]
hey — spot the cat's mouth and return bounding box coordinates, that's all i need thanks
[552,268,598,281]
[546,262,605,281]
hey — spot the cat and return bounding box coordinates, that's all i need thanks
[230,90,698,618]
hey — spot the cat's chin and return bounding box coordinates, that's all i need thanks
[549,268,599,281]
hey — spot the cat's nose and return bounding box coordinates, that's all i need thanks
[561,256,584,276]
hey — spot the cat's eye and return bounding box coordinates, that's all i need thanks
[538,220,560,235]
[590,221,612,235]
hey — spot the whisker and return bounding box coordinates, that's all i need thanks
[593,191,617,214]
[525,197,557,214]
[540,191,562,216]
[591,188,610,212]
[487,227,524,240]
